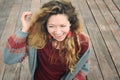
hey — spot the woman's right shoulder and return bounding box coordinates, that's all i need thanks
[77,32,89,43]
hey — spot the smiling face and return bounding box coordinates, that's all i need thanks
[47,14,71,42]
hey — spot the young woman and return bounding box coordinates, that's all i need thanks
[3,0,90,80]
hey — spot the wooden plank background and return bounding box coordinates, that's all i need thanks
[0,0,120,80]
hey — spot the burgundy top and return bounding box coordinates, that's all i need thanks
[34,33,89,80]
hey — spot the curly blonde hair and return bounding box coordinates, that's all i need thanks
[27,0,83,72]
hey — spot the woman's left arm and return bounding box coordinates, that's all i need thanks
[73,59,90,80]
[73,33,90,80]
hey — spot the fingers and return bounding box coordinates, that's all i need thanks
[21,11,32,22]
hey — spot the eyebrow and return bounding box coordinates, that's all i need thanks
[47,23,68,26]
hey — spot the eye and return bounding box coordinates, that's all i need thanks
[61,25,67,27]
[47,25,54,28]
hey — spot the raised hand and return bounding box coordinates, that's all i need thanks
[21,11,32,32]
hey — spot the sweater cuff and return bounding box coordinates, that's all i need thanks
[73,73,85,80]
[16,30,28,38]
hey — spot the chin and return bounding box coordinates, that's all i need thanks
[55,39,63,42]
[55,38,65,42]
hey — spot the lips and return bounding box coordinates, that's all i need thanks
[55,35,63,39]
[51,32,67,41]
[53,34,65,41]
[54,33,64,38]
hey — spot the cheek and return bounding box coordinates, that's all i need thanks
[47,28,53,34]
[66,27,70,33]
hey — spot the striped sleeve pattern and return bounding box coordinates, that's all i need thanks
[3,30,28,64]
[6,33,27,54]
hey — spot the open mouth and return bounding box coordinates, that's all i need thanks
[54,34,65,40]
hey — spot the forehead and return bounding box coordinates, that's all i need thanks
[47,14,69,25]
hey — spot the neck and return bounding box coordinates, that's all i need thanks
[52,41,61,49]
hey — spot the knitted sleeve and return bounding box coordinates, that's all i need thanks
[3,30,28,64]
[80,37,90,75]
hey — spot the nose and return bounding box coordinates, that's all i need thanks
[54,27,62,35]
